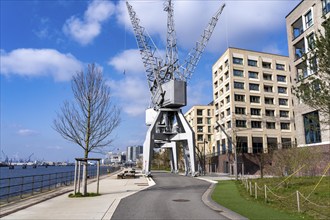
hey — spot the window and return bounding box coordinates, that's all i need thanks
[226,95,230,103]
[236,120,246,128]
[219,65,223,72]
[226,108,231,116]
[215,92,218,99]
[279,98,288,106]
[248,71,258,79]
[207,109,211,116]
[234,94,245,102]
[262,61,271,69]
[264,85,273,93]
[197,118,203,124]
[214,71,218,78]
[227,120,231,128]
[266,109,275,116]
[249,83,259,91]
[277,75,286,82]
[225,83,230,91]
[235,107,246,115]
[197,109,203,116]
[280,110,289,118]
[233,57,243,65]
[303,111,321,144]
[280,122,290,130]
[276,63,285,71]
[251,121,262,128]
[233,69,244,77]
[214,81,218,88]
[251,108,261,116]
[208,126,211,133]
[197,126,203,132]
[305,10,313,29]
[322,0,330,15]
[266,122,276,129]
[224,59,229,67]
[281,138,293,149]
[250,96,260,103]
[234,81,244,89]
[265,97,274,105]
[225,71,229,79]
[207,118,211,124]
[197,134,203,141]
[248,59,257,67]
[252,137,263,153]
[278,87,287,94]
[236,136,248,153]
[307,33,315,50]
[263,73,272,81]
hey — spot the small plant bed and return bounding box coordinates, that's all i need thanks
[212,180,307,220]
[68,192,101,198]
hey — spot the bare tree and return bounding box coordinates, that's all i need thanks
[53,64,120,195]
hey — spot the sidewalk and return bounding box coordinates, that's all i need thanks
[1,172,154,220]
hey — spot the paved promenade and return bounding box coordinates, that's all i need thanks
[1,172,154,219]
[1,171,245,220]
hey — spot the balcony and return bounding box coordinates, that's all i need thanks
[293,38,305,62]
[291,17,303,41]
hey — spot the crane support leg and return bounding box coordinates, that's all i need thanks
[143,108,196,176]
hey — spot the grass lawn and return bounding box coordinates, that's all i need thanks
[212,180,308,220]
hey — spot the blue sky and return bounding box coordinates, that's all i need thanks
[0,0,299,162]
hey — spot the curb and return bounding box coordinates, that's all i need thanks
[200,180,248,220]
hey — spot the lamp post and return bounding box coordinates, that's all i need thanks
[215,122,238,180]
[203,139,208,175]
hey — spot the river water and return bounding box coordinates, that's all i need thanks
[0,165,116,179]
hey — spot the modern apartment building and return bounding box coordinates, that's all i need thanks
[286,0,330,147]
[184,104,215,157]
[212,47,296,165]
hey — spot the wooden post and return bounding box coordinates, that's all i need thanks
[97,160,100,194]
[264,185,267,202]
[296,191,300,212]
[255,182,258,199]
[77,161,81,193]
[249,181,252,196]
[74,160,78,194]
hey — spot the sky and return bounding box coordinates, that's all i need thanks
[0,0,300,162]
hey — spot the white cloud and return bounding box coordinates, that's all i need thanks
[107,76,149,117]
[17,129,38,136]
[108,49,145,75]
[117,0,299,53]
[63,0,115,45]
[0,48,83,81]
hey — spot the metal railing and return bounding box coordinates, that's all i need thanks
[0,166,119,204]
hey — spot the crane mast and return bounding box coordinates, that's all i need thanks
[126,0,225,176]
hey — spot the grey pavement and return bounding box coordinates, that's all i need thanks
[1,171,247,220]
[1,170,154,220]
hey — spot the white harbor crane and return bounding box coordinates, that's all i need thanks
[126,0,225,176]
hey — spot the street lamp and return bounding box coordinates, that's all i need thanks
[203,139,208,175]
[214,122,238,180]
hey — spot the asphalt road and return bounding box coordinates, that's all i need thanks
[112,172,228,220]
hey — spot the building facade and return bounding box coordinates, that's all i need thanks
[184,104,215,155]
[212,48,296,162]
[126,145,143,162]
[286,0,330,147]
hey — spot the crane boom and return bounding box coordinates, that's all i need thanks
[126,1,165,107]
[181,3,226,80]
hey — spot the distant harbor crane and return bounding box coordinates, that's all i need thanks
[126,0,225,176]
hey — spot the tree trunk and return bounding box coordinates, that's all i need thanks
[83,151,88,196]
